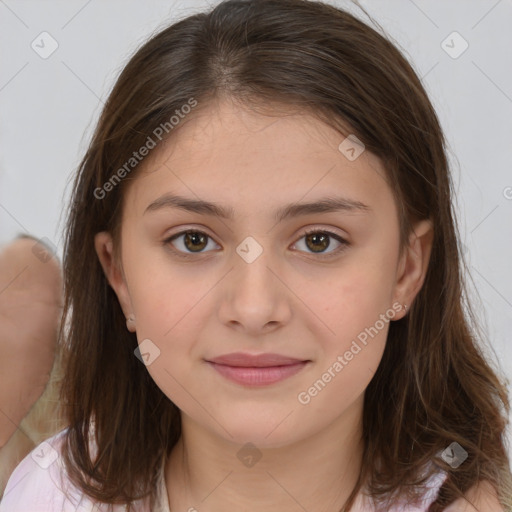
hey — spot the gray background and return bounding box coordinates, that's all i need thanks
[1,0,511,453]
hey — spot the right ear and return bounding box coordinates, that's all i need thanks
[94,231,135,331]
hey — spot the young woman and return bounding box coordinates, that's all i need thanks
[1,0,510,510]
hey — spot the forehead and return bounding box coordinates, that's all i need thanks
[123,98,394,220]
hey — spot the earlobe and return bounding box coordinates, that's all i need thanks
[392,219,434,317]
[94,231,135,326]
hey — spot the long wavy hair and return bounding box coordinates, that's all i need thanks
[58,0,512,510]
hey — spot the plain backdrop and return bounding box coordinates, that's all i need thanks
[1,0,511,455]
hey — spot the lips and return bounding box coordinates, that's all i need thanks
[206,352,310,386]
[207,352,306,367]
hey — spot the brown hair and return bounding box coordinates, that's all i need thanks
[59,0,512,510]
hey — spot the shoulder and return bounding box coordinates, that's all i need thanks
[0,428,76,511]
[0,428,147,512]
[444,480,504,512]
[379,467,505,512]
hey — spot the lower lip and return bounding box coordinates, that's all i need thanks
[207,361,308,386]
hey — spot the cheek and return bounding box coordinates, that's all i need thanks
[305,251,397,345]
[296,247,397,400]
[125,264,207,411]
[125,248,207,336]
[297,270,391,415]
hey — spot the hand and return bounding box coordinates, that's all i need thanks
[0,236,62,448]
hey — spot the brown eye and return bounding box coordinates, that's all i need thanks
[166,230,219,255]
[305,232,330,253]
[293,229,348,257]
[183,231,208,252]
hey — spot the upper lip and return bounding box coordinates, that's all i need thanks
[207,352,308,367]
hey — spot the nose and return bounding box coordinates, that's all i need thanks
[217,243,292,336]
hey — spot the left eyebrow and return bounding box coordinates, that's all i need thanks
[143,193,371,221]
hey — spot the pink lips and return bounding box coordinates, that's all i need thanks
[206,352,309,386]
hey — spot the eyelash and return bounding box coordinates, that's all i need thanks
[163,228,349,260]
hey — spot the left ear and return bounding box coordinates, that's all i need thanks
[392,219,434,319]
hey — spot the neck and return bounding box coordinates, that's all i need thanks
[165,395,365,512]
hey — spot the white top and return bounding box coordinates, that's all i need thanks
[0,428,446,511]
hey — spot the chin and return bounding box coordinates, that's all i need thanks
[210,407,304,449]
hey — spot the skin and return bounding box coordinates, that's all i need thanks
[96,96,502,512]
[0,237,62,449]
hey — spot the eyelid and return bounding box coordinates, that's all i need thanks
[301,226,348,241]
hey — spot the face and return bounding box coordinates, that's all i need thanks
[96,98,428,448]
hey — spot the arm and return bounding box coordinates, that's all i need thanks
[0,236,62,449]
